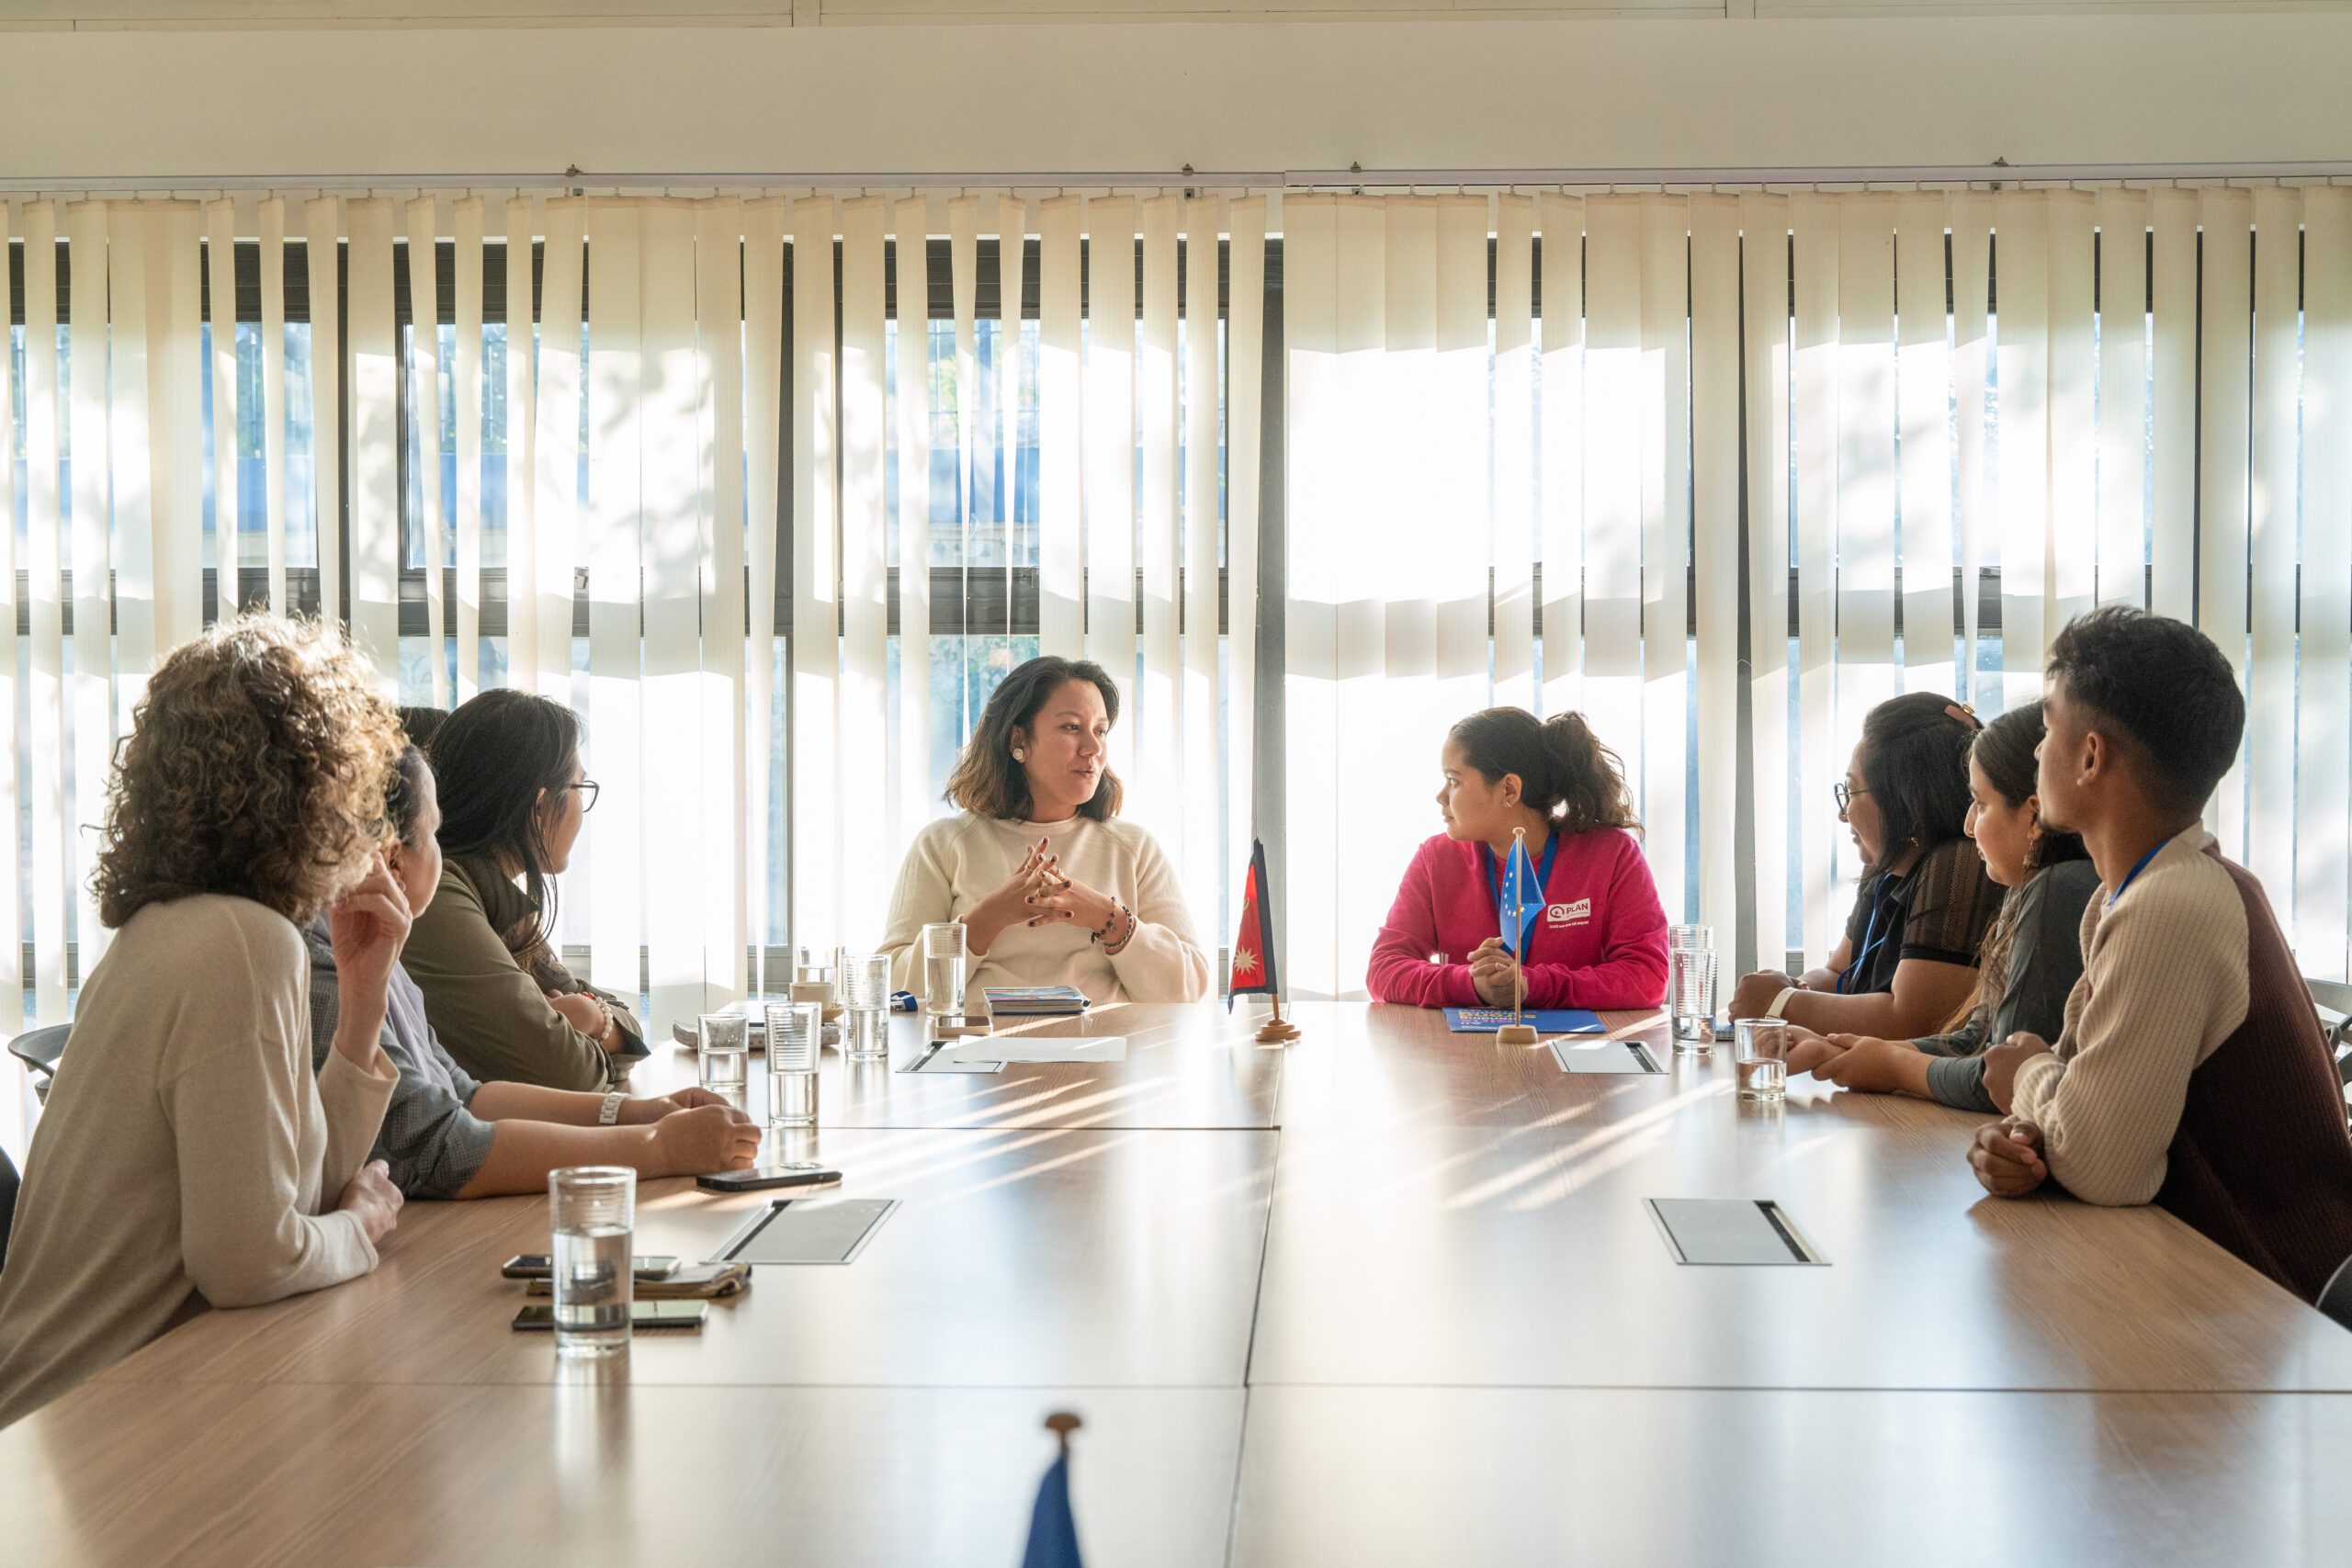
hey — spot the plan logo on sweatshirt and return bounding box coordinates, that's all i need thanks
[1546,898,1591,928]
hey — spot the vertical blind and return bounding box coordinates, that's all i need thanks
[6,181,2349,1132]
[2,188,1270,1158]
[1279,185,2352,999]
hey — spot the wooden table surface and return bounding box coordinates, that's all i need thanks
[12,998,2352,1566]
[92,1127,1277,1391]
[634,1003,1285,1131]
[3,1381,1245,1568]
[1254,1044,2352,1393]
[1228,1385,2352,1568]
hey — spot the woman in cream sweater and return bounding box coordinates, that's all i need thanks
[0,618,411,1427]
[880,656,1212,1009]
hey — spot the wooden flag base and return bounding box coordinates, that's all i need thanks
[1255,996,1302,1043]
[1495,1023,1540,1045]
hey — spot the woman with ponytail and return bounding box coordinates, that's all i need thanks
[1367,708,1668,1010]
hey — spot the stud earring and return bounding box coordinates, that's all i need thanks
[1012,750,1026,762]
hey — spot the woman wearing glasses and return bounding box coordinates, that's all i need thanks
[401,691,646,1091]
[1727,692,2002,1040]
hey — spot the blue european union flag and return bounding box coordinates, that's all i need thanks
[1020,1451,1085,1568]
[1498,834,1543,957]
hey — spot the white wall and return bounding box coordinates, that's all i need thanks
[0,16,2348,183]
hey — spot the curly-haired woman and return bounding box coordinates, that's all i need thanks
[0,618,412,1427]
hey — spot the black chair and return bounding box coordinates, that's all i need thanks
[6,1024,69,1106]
[2320,1254,2352,1333]
[2307,977,2352,1128]
[0,1143,17,1275]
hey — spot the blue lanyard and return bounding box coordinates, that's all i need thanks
[1480,830,1561,956]
[2108,840,2166,908]
[1838,874,1895,995]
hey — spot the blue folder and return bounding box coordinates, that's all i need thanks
[1442,1008,1606,1035]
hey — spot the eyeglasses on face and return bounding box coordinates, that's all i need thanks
[1833,782,1870,813]
[571,779,601,813]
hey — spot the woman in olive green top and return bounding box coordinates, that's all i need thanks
[401,691,645,1092]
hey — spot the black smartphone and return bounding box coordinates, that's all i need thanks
[510,1301,708,1332]
[696,1161,842,1195]
[526,1262,751,1301]
[501,1254,682,1281]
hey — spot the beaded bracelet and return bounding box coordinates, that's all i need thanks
[1093,899,1136,953]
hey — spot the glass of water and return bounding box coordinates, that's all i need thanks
[697,1012,750,1098]
[791,943,837,1009]
[838,952,892,1063]
[548,1166,636,1359]
[1668,943,1717,1051]
[921,922,967,1028]
[1735,1017,1791,1102]
[764,1001,822,1129]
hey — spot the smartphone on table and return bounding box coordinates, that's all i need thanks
[696,1161,842,1195]
[510,1300,709,1332]
[501,1254,682,1281]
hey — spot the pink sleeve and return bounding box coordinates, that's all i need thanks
[1518,835,1671,1010]
[1366,842,1478,1008]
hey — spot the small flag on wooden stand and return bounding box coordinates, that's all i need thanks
[1228,838,1298,1043]
[1020,1411,1087,1568]
[1495,825,1539,1045]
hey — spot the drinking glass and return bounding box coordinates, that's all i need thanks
[791,943,838,1008]
[764,1001,822,1129]
[548,1167,636,1359]
[1735,1017,1791,1102]
[1668,947,1718,1050]
[839,952,893,1063]
[921,922,968,1028]
[697,1011,750,1096]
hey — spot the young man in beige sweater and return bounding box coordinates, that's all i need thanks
[1969,607,2352,1303]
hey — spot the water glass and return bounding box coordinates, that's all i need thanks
[548,1167,636,1359]
[1735,1017,1791,1102]
[696,1012,750,1095]
[1668,947,1718,1049]
[839,952,892,1063]
[1668,924,1713,953]
[791,943,838,1008]
[764,1001,822,1129]
[921,922,968,1026]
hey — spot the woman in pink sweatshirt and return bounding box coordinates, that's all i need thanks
[1368,707,1669,1010]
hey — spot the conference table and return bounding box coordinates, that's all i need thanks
[8,1002,2352,1565]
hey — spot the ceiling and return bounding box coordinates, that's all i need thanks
[7,0,2348,28]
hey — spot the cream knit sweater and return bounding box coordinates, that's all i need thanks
[0,895,397,1428]
[878,812,1214,1009]
[2010,827,2246,1205]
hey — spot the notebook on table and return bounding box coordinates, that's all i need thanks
[982,986,1092,1017]
[1442,1008,1607,1035]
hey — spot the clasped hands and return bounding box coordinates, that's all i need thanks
[1785,1027,2055,1200]
[967,839,1130,953]
[1464,937,1528,1010]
